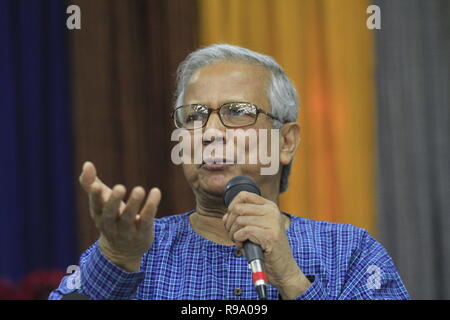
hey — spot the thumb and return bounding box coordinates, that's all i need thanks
[79,161,97,192]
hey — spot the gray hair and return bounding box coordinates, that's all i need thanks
[174,44,299,193]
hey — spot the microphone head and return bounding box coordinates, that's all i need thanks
[223,176,261,207]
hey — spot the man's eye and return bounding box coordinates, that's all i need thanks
[186,113,203,122]
[229,107,249,116]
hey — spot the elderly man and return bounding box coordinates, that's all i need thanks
[49,44,409,300]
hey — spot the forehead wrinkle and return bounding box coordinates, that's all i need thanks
[184,61,271,109]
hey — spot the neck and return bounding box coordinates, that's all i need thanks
[189,182,281,246]
[190,191,233,246]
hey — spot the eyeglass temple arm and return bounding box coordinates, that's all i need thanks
[257,107,281,122]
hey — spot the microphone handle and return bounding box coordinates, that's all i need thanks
[244,240,264,262]
[244,240,268,300]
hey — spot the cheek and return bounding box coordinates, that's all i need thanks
[231,128,279,167]
[182,164,198,184]
[237,163,263,177]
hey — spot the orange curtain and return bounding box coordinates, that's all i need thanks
[198,0,376,235]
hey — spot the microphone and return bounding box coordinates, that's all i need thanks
[224,176,268,300]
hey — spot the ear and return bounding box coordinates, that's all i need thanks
[279,122,300,166]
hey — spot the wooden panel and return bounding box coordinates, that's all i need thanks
[69,0,198,252]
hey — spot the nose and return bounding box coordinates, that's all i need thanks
[204,109,224,130]
[202,110,226,145]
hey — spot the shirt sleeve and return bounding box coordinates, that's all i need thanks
[337,231,410,300]
[48,241,145,300]
[291,230,410,300]
[289,275,327,300]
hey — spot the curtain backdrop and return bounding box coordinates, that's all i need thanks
[0,0,76,281]
[69,0,198,251]
[198,0,377,235]
[2,0,447,300]
[374,0,450,300]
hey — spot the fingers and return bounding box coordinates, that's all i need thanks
[80,161,113,217]
[120,187,146,223]
[225,191,276,234]
[225,192,268,228]
[89,182,105,217]
[80,161,161,230]
[224,203,267,233]
[102,186,160,230]
[79,161,97,192]
[228,191,267,208]
[102,185,126,225]
[80,161,110,197]
[225,214,269,246]
[227,215,268,241]
[233,226,265,249]
[223,193,281,249]
[139,188,161,224]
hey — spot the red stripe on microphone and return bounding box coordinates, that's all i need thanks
[252,272,268,283]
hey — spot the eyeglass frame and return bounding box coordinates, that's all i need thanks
[171,101,282,129]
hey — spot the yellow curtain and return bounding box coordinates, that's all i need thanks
[198,0,376,235]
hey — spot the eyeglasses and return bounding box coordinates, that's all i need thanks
[171,102,281,130]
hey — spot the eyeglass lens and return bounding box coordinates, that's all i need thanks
[175,103,257,129]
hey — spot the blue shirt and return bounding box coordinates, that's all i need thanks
[49,211,410,300]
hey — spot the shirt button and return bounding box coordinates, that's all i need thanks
[233,249,243,257]
[233,288,242,296]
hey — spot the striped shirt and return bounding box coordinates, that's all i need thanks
[49,211,410,300]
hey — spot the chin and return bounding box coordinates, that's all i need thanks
[200,172,231,196]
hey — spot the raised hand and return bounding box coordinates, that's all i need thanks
[79,161,161,272]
